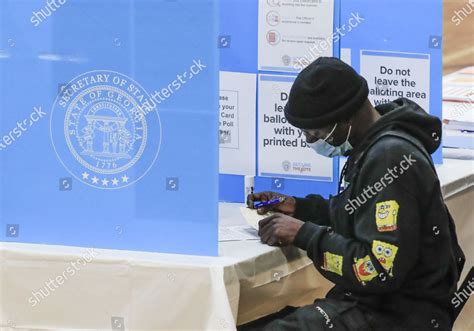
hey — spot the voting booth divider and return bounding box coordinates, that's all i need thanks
[1,0,443,256]
[0,0,220,256]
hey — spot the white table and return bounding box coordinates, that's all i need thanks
[439,160,474,330]
[436,158,474,199]
[0,203,331,331]
[1,159,472,331]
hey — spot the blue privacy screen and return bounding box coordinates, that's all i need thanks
[0,0,219,256]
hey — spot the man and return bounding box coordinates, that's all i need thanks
[241,58,465,330]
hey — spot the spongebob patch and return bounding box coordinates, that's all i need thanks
[375,200,399,232]
[322,252,343,276]
[353,255,378,285]
[372,240,399,276]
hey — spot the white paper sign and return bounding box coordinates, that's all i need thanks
[258,0,334,72]
[219,72,257,176]
[257,75,333,181]
[360,50,431,112]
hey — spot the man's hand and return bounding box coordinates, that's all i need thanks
[247,191,296,216]
[258,213,304,246]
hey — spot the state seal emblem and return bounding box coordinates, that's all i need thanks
[50,70,161,189]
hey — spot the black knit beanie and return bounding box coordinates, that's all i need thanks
[284,57,369,129]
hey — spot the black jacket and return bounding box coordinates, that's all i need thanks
[293,98,465,330]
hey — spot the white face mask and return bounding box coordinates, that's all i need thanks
[308,123,353,158]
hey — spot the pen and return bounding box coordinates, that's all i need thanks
[254,197,285,209]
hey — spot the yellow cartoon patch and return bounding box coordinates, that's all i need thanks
[375,200,399,232]
[322,252,343,276]
[353,255,378,284]
[372,240,399,276]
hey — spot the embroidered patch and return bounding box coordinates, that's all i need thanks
[372,240,399,276]
[322,252,343,276]
[353,255,378,284]
[375,200,399,232]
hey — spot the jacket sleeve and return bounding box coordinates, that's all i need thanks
[294,138,435,294]
[293,194,331,226]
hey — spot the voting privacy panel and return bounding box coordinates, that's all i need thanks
[1,0,442,255]
[0,0,220,255]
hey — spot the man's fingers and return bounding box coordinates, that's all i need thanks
[259,214,283,238]
[258,218,273,236]
[246,193,261,209]
[261,226,282,246]
[259,221,273,238]
[247,192,270,209]
[267,236,281,246]
[260,228,271,243]
[260,223,276,243]
[246,194,254,209]
[258,213,280,232]
[257,206,273,215]
[257,197,284,214]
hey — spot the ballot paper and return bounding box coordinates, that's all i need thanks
[239,207,273,230]
[219,226,259,242]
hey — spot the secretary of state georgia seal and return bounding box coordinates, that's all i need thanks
[50,70,161,189]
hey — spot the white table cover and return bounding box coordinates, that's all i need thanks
[1,159,472,331]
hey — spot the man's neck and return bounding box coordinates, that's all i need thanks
[351,103,381,147]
